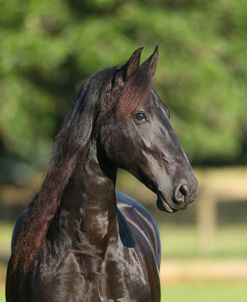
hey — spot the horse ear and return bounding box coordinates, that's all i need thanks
[119,47,143,80]
[141,45,159,77]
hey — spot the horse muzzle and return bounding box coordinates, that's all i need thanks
[156,178,198,213]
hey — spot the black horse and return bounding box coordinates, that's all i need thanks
[6,47,198,302]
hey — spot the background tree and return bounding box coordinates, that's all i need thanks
[0,0,246,169]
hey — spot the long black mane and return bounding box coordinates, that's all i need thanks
[7,47,198,302]
[13,69,116,270]
[12,66,151,270]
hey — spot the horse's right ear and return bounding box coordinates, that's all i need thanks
[141,45,159,77]
[118,47,143,81]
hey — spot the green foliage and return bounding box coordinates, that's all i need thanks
[0,0,246,165]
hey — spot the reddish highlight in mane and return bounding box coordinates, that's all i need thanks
[11,65,153,272]
[12,152,78,271]
[117,68,151,117]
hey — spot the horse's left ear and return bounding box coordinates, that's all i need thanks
[141,45,159,77]
[119,47,143,81]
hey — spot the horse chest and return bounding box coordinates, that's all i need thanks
[52,246,151,302]
[96,245,152,302]
[33,247,151,302]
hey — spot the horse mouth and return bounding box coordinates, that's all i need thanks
[156,191,176,213]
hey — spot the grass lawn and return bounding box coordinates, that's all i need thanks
[158,223,247,259]
[0,289,4,302]
[0,222,12,258]
[161,281,247,302]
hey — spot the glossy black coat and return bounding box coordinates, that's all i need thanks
[6,47,198,302]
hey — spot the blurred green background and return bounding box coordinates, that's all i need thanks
[1,0,247,301]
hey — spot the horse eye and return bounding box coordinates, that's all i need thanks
[133,112,147,122]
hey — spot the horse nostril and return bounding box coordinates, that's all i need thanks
[174,184,189,203]
[180,184,189,197]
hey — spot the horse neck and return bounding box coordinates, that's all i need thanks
[60,139,118,250]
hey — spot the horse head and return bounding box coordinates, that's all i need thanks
[98,47,198,212]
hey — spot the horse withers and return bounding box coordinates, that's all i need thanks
[6,47,198,302]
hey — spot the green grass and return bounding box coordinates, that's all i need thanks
[0,289,4,302]
[0,222,12,302]
[158,223,247,259]
[0,222,12,258]
[161,281,247,302]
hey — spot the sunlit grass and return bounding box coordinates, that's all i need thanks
[0,222,12,258]
[0,221,12,302]
[158,224,247,259]
[0,288,4,302]
[161,281,247,302]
